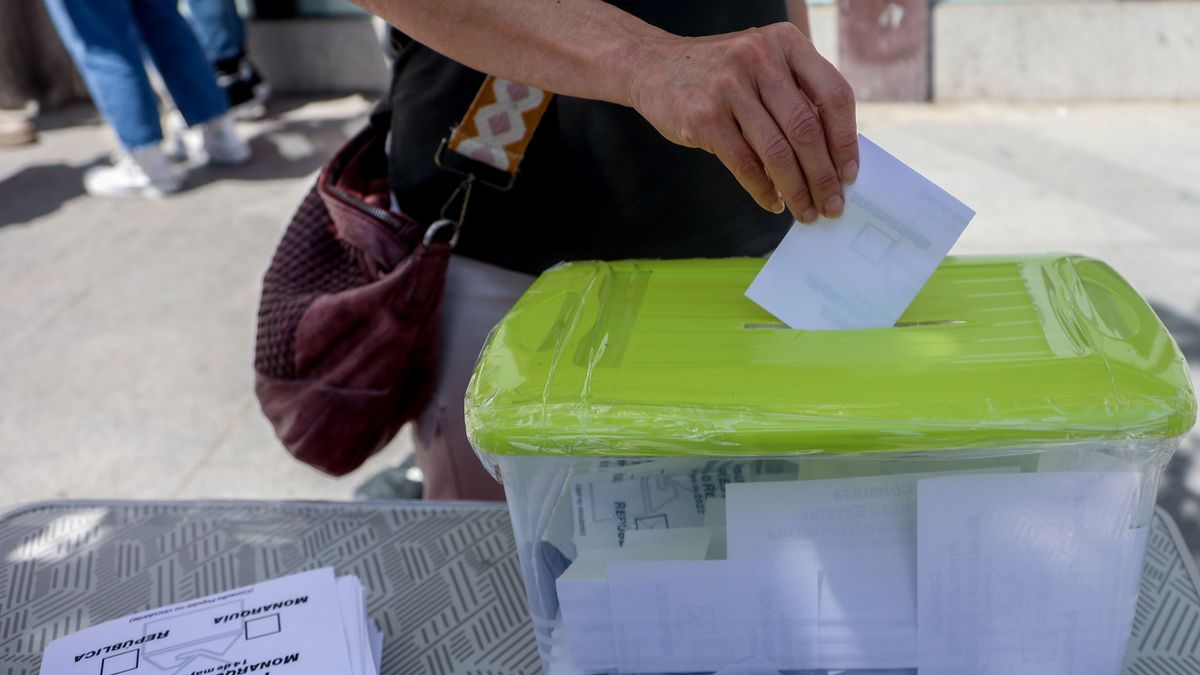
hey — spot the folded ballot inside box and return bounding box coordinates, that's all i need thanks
[39,568,382,675]
[466,255,1196,674]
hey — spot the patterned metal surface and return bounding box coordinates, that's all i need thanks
[0,501,539,675]
[1127,508,1200,674]
[0,501,1197,675]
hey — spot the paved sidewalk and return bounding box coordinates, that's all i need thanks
[0,97,402,510]
[1,98,1197,554]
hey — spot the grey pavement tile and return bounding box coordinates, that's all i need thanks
[0,97,376,513]
[169,408,409,502]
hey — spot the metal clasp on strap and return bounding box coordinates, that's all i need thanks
[423,175,475,248]
[434,137,518,192]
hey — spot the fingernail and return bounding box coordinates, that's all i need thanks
[769,198,785,214]
[824,194,844,218]
[841,160,859,184]
[800,207,818,224]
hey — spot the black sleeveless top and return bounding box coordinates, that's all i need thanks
[387,1,791,275]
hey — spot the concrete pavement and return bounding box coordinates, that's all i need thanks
[1,97,1197,555]
[0,97,403,510]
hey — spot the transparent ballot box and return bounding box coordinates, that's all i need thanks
[464,256,1197,675]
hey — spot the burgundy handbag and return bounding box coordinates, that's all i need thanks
[253,77,552,476]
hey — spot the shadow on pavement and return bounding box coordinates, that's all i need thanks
[1150,301,1200,564]
[0,113,362,228]
[181,115,359,190]
[0,156,105,227]
[1152,302,1200,365]
[1159,430,1200,564]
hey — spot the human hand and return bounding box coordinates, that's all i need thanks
[627,22,858,223]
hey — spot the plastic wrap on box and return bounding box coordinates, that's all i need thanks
[464,256,1196,675]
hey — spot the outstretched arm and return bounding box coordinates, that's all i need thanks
[356,0,858,222]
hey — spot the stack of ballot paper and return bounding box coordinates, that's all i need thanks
[550,465,1146,674]
[39,568,382,675]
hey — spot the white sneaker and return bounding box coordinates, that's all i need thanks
[164,112,251,166]
[84,146,181,199]
[163,112,189,162]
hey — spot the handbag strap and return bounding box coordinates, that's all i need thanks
[436,76,553,192]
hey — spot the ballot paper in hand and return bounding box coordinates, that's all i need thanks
[39,568,382,675]
[917,472,1146,675]
[746,134,975,330]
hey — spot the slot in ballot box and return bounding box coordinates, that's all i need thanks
[464,256,1197,675]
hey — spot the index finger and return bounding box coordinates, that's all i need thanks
[786,40,859,184]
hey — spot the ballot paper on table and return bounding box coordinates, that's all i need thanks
[337,575,383,675]
[917,472,1146,675]
[38,567,382,675]
[746,134,975,330]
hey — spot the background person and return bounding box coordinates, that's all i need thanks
[43,0,250,198]
[181,0,270,118]
[0,0,84,147]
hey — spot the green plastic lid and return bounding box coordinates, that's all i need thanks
[465,255,1196,457]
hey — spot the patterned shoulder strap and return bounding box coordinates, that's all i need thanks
[439,76,553,190]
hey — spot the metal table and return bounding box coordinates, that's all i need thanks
[1,500,1197,674]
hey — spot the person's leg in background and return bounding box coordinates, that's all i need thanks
[128,0,249,166]
[413,256,536,500]
[182,0,269,118]
[42,0,181,196]
[0,1,40,146]
[183,0,243,63]
[128,0,222,129]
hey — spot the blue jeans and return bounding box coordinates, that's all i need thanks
[184,0,245,64]
[43,0,229,150]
